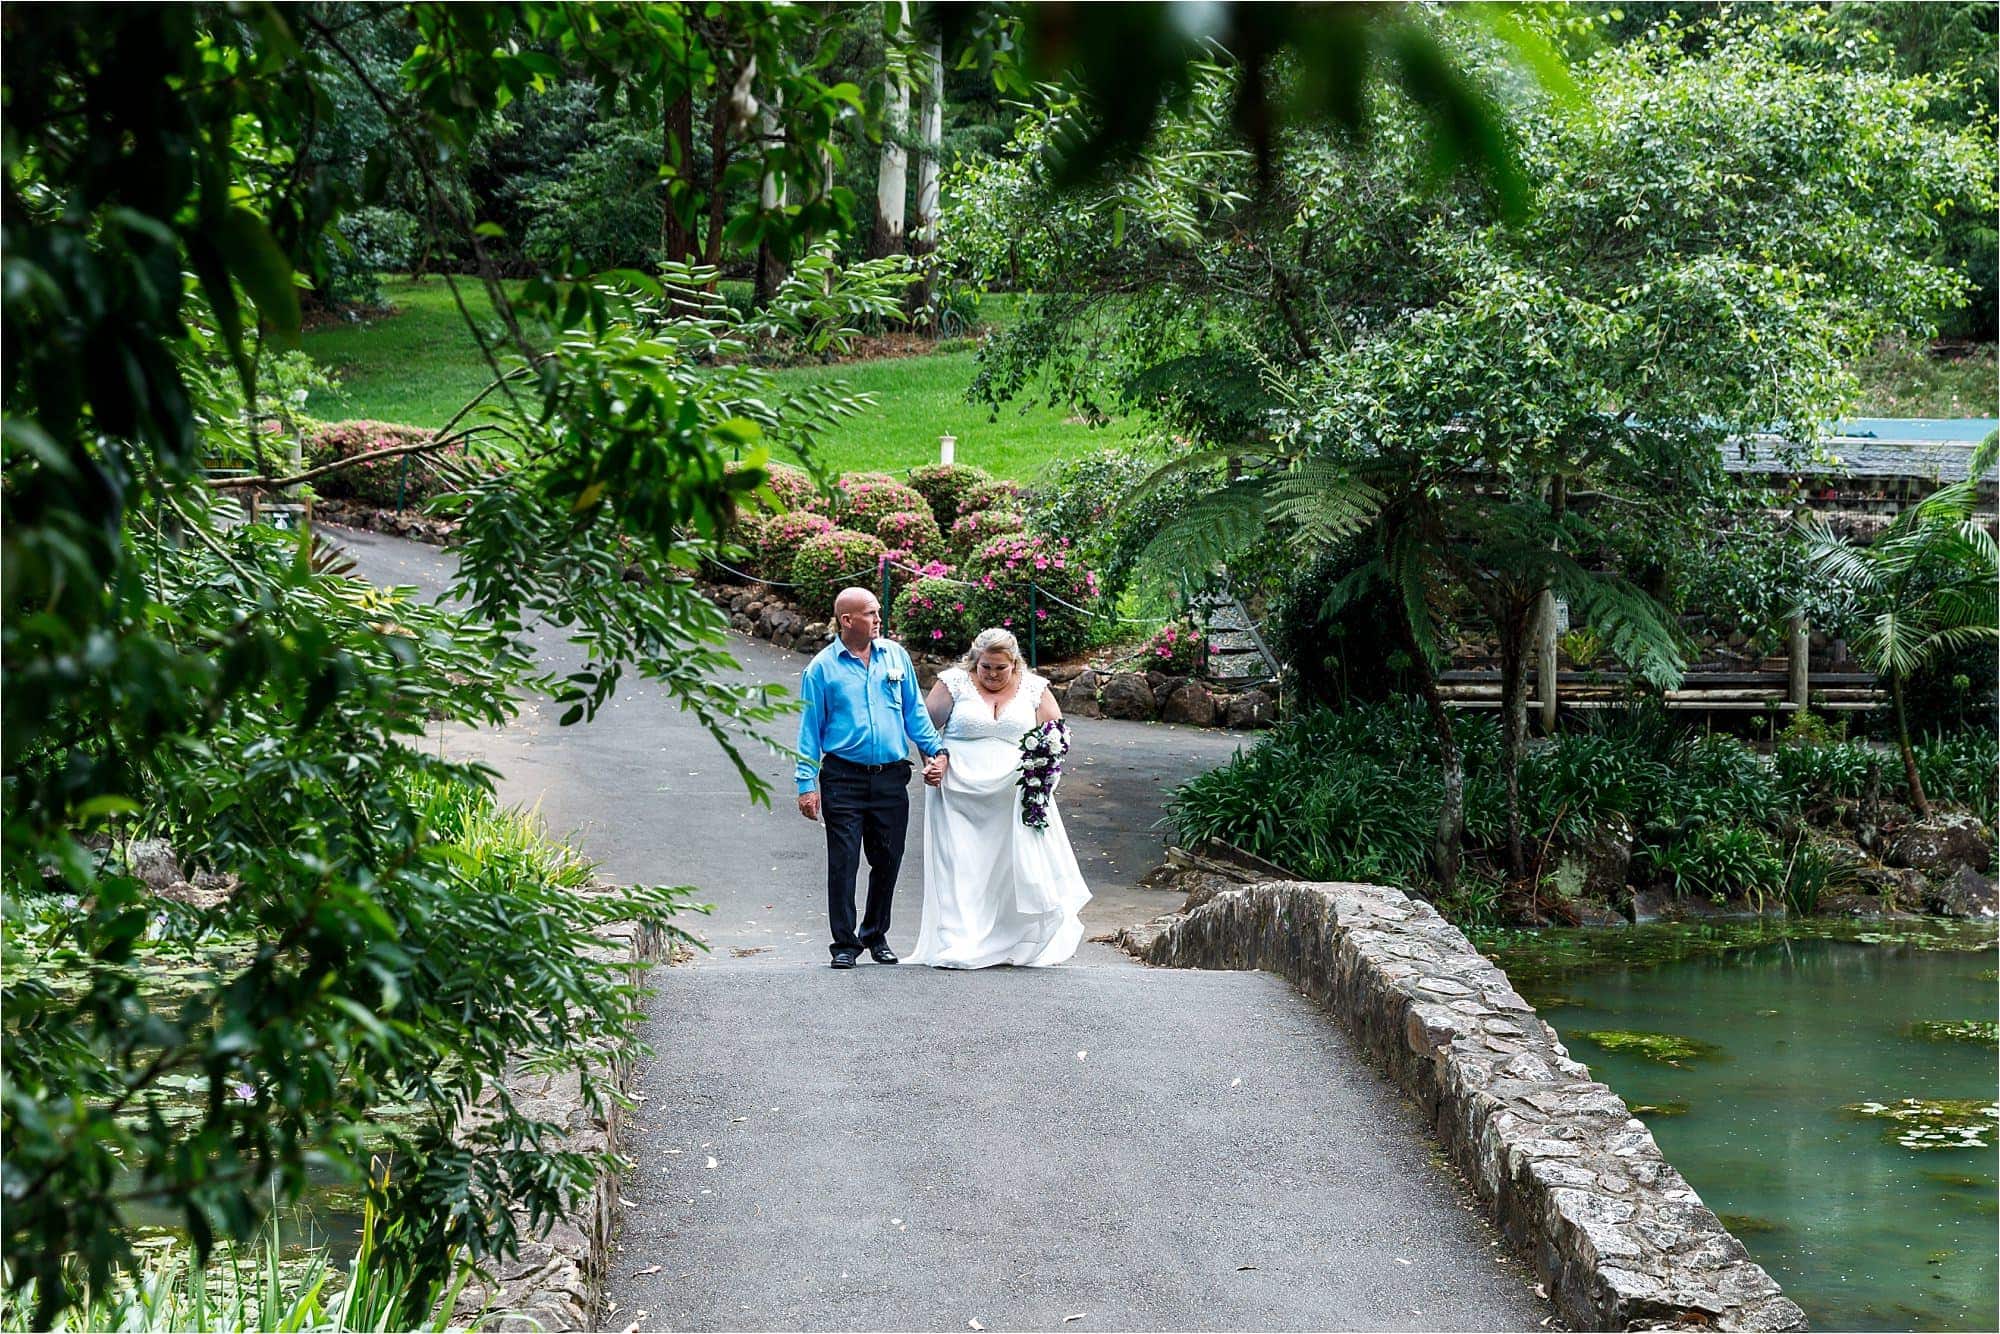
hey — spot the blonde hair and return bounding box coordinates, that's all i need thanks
[959,627,1026,673]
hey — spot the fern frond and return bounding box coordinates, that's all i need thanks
[1549,557,1686,689]
[1270,459,1385,552]
[1383,523,1446,667]
[1133,479,1277,595]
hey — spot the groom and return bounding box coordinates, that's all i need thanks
[796,587,949,969]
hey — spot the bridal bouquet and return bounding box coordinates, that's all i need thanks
[1017,719,1071,829]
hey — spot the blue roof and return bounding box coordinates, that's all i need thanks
[1833,418,1997,443]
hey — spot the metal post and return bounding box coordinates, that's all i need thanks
[1028,583,1038,668]
[396,454,410,513]
[880,560,893,631]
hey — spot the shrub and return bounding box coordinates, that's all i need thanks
[949,507,1025,555]
[967,532,1100,660]
[1771,738,1875,809]
[791,529,887,609]
[837,471,899,492]
[837,479,930,538]
[957,478,1025,517]
[305,420,448,506]
[907,462,994,528]
[728,460,827,516]
[1142,619,1205,673]
[1027,446,1213,599]
[870,506,944,559]
[1911,729,2000,824]
[892,577,975,654]
[744,510,835,582]
[1640,823,1786,904]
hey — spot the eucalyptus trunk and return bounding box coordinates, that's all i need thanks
[906,36,944,321]
[754,94,787,306]
[871,6,910,260]
[702,61,737,277]
[662,91,697,265]
[1397,599,1462,895]
[1890,674,1931,818]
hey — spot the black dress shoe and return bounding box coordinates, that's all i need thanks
[830,949,859,969]
[867,943,899,965]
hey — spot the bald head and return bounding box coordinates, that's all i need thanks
[833,587,881,652]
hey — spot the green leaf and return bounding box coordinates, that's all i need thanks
[215,208,301,349]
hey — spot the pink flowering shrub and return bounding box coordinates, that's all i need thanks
[873,507,945,558]
[907,463,993,528]
[949,507,1025,556]
[1144,619,1205,674]
[890,577,974,654]
[879,549,955,580]
[727,460,828,516]
[967,532,1101,660]
[836,479,930,538]
[306,420,450,506]
[791,529,888,609]
[956,478,1025,518]
[743,509,835,581]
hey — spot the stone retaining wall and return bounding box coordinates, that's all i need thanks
[1118,879,1808,1332]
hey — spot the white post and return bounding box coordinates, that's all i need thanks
[1537,589,1559,732]
[939,433,956,465]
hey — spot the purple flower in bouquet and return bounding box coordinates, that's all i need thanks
[1017,719,1072,830]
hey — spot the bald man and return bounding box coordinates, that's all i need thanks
[795,587,949,969]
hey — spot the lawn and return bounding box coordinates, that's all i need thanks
[299,278,1134,483]
[1848,338,1999,418]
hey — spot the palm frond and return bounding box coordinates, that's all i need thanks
[1133,478,1277,596]
[1972,428,1997,482]
[1798,513,1887,594]
[1549,556,1686,689]
[1270,458,1385,552]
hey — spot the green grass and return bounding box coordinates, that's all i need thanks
[1850,338,1998,418]
[764,350,1141,482]
[298,277,1133,483]
[299,277,526,429]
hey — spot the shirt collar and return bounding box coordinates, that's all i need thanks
[837,637,885,663]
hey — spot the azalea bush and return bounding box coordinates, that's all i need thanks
[306,420,450,507]
[892,577,976,654]
[907,462,994,529]
[728,460,827,516]
[838,479,930,538]
[873,507,945,558]
[1143,619,1205,674]
[950,507,1026,556]
[956,478,1025,517]
[743,510,834,582]
[791,529,888,609]
[967,532,1100,659]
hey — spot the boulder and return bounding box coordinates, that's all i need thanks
[125,838,182,892]
[1159,681,1218,727]
[1883,814,1993,876]
[1146,671,1188,698]
[1921,865,1998,919]
[1852,865,1928,907]
[1100,672,1157,721]
[1067,669,1104,719]
[1223,689,1276,730]
[1043,664,1083,685]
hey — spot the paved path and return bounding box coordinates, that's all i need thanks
[337,527,1550,1332]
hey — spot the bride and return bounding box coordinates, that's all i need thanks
[907,627,1092,968]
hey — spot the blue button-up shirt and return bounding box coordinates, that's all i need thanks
[795,637,946,794]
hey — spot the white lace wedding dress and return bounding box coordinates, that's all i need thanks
[908,668,1092,968]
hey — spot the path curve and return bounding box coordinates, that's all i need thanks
[336,527,1550,1332]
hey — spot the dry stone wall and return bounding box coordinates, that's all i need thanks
[1119,879,1808,1333]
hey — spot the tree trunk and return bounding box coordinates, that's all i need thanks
[754,92,787,307]
[871,4,910,260]
[1396,584,1462,895]
[702,60,737,278]
[662,90,697,266]
[1891,674,1930,817]
[906,35,943,322]
[1495,590,1536,879]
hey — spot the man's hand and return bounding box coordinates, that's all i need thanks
[797,791,821,821]
[923,753,948,787]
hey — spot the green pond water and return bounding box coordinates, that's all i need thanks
[1481,920,1999,1333]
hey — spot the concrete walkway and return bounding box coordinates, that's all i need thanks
[337,527,1550,1332]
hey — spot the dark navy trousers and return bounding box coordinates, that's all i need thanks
[819,755,911,955]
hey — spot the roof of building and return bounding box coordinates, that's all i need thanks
[1725,419,1997,481]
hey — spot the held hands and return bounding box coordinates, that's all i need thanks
[797,790,821,821]
[923,753,949,787]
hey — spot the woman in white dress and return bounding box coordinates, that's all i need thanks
[907,628,1092,968]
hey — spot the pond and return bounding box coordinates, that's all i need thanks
[1480,920,1999,1333]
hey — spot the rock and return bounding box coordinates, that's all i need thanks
[1556,820,1634,906]
[916,663,940,694]
[1223,689,1275,729]
[745,600,766,619]
[1066,669,1103,718]
[155,879,233,910]
[1570,903,1626,927]
[1853,865,1928,908]
[125,838,181,891]
[1883,814,1993,876]
[1922,865,1998,919]
[1146,671,1187,698]
[1043,664,1083,684]
[730,593,753,613]
[1099,672,1157,721]
[1159,681,1218,726]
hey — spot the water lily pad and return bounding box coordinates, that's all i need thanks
[1842,1098,2000,1151]
[1579,1029,1721,1066]
[1909,1020,1998,1048]
[1631,1101,1691,1117]
[1717,1212,1786,1236]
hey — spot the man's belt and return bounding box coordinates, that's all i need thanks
[823,754,909,775]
